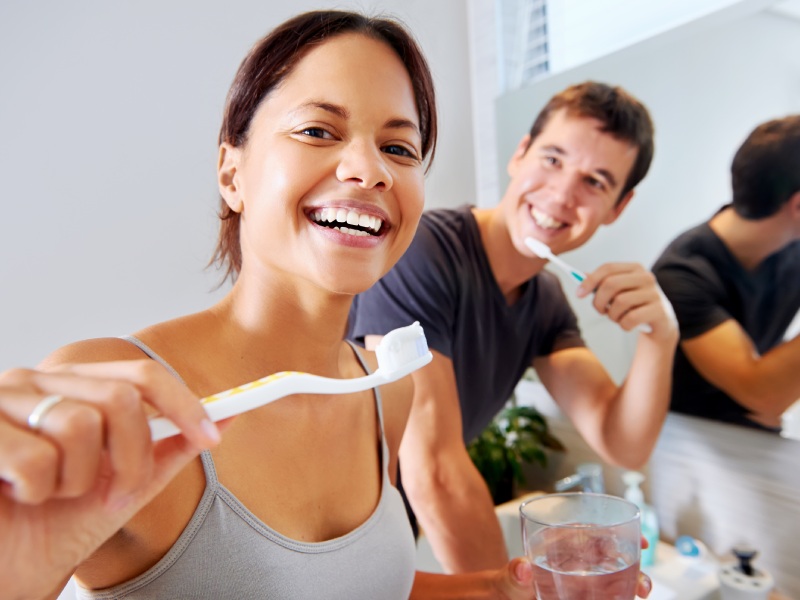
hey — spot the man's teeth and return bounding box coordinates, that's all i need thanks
[531,207,565,230]
[310,207,383,236]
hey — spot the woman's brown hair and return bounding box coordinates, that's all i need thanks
[210,10,438,284]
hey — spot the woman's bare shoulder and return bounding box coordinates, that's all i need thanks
[38,337,147,369]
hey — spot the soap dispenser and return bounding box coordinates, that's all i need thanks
[622,470,659,566]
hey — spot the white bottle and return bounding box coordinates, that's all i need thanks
[622,470,659,566]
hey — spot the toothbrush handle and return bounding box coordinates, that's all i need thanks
[149,370,387,441]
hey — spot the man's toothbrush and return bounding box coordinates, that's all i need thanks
[524,237,587,283]
[149,321,433,441]
[524,237,653,334]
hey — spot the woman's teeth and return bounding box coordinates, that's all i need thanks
[531,207,565,230]
[310,208,383,237]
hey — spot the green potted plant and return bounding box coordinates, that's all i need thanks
[467,401,565,505]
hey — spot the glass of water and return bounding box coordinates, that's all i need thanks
[520,492,641,600]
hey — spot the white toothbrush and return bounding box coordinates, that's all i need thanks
[524,237,653,334]
[524,237,587,284]
[149,321,433,441]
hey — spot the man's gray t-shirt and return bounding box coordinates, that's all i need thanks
[348,205,585,443]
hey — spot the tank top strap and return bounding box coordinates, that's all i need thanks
[344,340,387,451]
[118,335,219,486]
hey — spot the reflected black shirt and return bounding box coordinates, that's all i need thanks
[653,216,800,430]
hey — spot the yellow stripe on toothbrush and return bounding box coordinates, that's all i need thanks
[200,371,301,405]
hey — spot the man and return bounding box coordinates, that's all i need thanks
[653,115,800,431]
[348,82,679,573]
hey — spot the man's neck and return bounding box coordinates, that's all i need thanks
[472,206,548,304]
[709,205,793,271]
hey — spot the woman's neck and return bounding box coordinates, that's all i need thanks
[208,270,354,376]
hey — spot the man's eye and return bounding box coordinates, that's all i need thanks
[586,177,607,191]
[543,156,559,166]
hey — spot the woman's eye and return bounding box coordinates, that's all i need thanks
[383,144,418,160]
[299,127,333,139]
[543,155,560,167]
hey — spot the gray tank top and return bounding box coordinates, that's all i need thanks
[76,337,416,600]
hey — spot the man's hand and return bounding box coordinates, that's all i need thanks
[578,262,678,343]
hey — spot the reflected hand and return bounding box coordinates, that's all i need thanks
[0,362,222,600]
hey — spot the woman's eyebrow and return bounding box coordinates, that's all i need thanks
[384,118,420,137]
[290,100,349,119]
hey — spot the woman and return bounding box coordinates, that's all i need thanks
[4,11,651,600]
[14,10,533,600]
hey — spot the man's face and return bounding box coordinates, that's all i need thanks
[502,109,639,256]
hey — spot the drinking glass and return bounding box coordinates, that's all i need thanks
[520,492,641,600]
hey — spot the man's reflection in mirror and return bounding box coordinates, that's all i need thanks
[653,115,800,431]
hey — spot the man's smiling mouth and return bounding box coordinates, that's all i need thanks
[310,207,384,237]
[531,207,566,230]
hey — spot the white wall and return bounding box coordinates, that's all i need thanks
[546,0,778,73]
[0,0,475,370]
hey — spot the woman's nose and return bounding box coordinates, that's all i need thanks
[335,141,393,190]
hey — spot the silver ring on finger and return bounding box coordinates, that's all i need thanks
[27,394,66,432]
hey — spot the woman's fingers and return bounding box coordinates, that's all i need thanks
[637,571,653,598]
[45,362,221,504]
[1,373,152,503]
[58,361,221,449]
[0,362,222,507]
[0,419,59,503]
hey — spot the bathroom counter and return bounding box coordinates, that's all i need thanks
[417,492,792,599]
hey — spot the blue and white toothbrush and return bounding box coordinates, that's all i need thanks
[524,237,653,334]
[149,321,433,441]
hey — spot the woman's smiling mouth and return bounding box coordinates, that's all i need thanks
[309,207,385,237]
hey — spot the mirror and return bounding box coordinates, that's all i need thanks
[496,1,800,385]
[491,3,800,595]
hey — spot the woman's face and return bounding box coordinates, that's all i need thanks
[219,33,425,295]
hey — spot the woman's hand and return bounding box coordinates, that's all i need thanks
[492,556,652,599]
[0,361,222,600]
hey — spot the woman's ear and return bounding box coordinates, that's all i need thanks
[218,143,244,213]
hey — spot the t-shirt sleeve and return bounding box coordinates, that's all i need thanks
[348,222,458,358]
[653,257,731,341]
[537,273,586,356]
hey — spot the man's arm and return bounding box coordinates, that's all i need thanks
[365,333,508,574]
[681,321,800,425]
[535,263,679,469]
